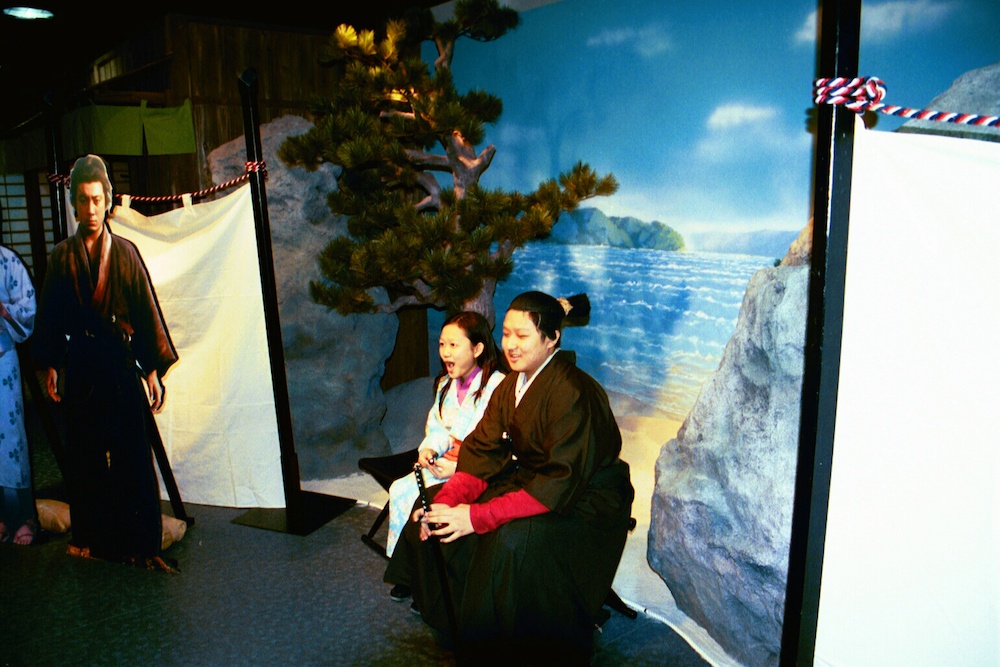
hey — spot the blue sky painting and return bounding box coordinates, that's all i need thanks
[433,0,1000,238]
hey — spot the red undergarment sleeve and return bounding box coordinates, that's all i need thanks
[432,471,487,508]
[469,489,550,534]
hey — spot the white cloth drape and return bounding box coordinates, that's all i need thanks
[814,118,1000,665]
[112,185,284,508]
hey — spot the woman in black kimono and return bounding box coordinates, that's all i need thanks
[385,291,633,665]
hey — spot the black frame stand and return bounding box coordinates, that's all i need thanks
[145,407,193,526]
[779,0,860,664]
[231,68,355,536]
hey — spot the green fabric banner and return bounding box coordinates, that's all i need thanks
[1,100,196,172]
[141,99,197,155]
[68,105,145,156]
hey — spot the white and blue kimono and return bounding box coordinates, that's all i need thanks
[0,246,37,490]
[386,368,504,557]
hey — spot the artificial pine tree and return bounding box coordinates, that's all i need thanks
[279,0,617,325]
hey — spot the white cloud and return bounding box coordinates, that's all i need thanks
[496,122,547,145]
[862,0,957,41]
[794,1,957,46]
[587,27,631,48]
[634,25,673,58]
[706,104,779,130]
[794,10,817,45]
[696,103,812,163]
[586,24,673,58]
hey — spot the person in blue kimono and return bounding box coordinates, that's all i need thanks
[0,244,37,545]
[386,310,506,600]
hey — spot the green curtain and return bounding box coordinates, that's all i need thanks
[1,99,197,173]
[141,99,197,155]
[64,105,144,157]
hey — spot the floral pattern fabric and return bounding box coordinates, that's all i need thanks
[0,246,36,489]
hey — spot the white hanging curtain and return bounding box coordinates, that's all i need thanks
[815,117,1000,666]
[112,184,285,509]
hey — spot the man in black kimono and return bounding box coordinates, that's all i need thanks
[385,291,633,665]
[33,154,178,566]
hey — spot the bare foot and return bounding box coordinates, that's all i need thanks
[13,519,36,545]
[0,520,7,543]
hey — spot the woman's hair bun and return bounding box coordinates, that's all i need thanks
[561,293,590,319]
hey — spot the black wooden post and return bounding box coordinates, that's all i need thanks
[231,68,355,536]
[779,1,861,664]
[44,95,67,245]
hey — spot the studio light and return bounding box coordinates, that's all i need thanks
[2,6,54,20]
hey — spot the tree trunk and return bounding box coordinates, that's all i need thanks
[462,277,498,329]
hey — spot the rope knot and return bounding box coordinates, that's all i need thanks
[855,77,886,109]
[814,75,1000,128]
[245,160,268,177]
[814,76,885,111]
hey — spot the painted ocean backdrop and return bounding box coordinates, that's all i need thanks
[491,244,778,421]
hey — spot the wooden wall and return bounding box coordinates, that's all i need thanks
[98,16,337,202]
[165,17,340,192]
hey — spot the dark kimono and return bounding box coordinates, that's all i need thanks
[32,226,177,561]
[386,350,633,665]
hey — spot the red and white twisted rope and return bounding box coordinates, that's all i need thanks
[814,76,1000,128]
[48,160,268,203]
[126,160,268,203]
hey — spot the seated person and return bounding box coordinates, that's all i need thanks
[385,291,634,665]
[385,311,506,600]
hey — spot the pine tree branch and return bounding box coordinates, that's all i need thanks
[404,149,451,170]
[492,238,514,262]
[415,172,442,211]
[412,277,436,299]
[445,133,495,198]
[369,276,442,313]
[372,293,432,313]
[381,110,416,122]
[434,35,455,71]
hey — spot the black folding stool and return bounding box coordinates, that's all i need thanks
[357,448,420,558]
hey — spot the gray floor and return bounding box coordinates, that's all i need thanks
[1,392,711,667]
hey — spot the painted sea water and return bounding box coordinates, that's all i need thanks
[492,244,777,421]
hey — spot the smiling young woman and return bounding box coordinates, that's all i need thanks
[383,310,507,589]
